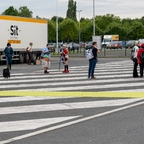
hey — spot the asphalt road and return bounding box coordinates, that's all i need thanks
[0,57,144,144]
[0,98,143,144]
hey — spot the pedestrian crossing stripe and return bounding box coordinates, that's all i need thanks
[0,60,144,97]
[0,116,81,132]
[0,98,141,115]
[0,91,144,97]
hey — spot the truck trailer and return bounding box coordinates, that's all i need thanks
[0,15,47,63]
[102,35,119,47]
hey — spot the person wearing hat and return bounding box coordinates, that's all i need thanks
[137,43,144,77]
[41,44,51,74]
[61,44,69,73]
[132,41,140,78]
[3,43,14,70]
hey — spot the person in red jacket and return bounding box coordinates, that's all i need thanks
[61,44,69,73]
[137,43,144,77]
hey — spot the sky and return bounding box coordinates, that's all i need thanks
[0,0,144,20]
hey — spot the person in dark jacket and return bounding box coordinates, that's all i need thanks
[137,43,144,77]
[3,43,14,70]
[88,42,100,79]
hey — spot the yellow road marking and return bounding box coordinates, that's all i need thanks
[0,91,143,98]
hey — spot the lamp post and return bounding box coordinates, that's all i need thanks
[93,0,95,36]
[56,0,58,53]
[77,10,82,53]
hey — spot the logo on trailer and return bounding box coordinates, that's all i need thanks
[10,25,18,36]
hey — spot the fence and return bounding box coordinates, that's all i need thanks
[51,47,131,58]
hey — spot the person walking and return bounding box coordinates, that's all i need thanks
[3,43,14,70]
[133,41,139,78]
[26,42,33,65]
[137,43,144,77]
[41,44,51,74]
[61,44,69,73]
[88,42,100,79]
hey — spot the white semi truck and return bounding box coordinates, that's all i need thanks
[0,15,47,63]
[102,35,119,47]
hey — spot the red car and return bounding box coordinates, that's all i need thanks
[106,41,122,49]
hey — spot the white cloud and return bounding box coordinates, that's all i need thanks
[0,0,144,19]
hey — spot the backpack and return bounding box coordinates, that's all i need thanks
[85,48,94,59]
[140,52,144,63]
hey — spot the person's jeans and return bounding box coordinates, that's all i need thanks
[133,60,138,77]
[88,59,97,77]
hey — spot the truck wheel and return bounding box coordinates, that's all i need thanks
[25,53,29,63]
[32,53,37,63]
[19,53,24,63]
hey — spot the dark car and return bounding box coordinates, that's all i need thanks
[85,41,92,49]
[126,40,136,49]
[106,41,122,49]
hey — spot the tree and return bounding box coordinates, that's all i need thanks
[66,0,77,21]
[2,6,19,16]
[51,16,64,23]
[48,20,56,42]
[127,21,144,40]
[59,18,78,42]
[105,22,128,40]
[96,14,121,32]
[18,6,33,18]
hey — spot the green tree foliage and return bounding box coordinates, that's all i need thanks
[51,16,64,23]
[59,18,78,42]
[105,22,128,40]
[96,14,121,32]
[127,21,144,40]
[48,20,56,42]
[18,6,33,18]
[80,19,103,41]
[2,6,19,16]
[66,0,77,21]
[2,6,33,18]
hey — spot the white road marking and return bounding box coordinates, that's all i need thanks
[0,96,72,103]
[0,116,81,132]
[1,99,143,144]
[15,80,144,91]
[0,99,141,115]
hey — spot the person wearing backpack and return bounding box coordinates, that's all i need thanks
[132,41,139,78]
[137,43,144,77]
[88,42,100,79]
[3,43,14,70]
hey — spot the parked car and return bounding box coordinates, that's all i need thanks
[138,39,144,46]
[85,41,92,49]
[126,40,136,49]
[67,42,79,51]
[106,41,122,49]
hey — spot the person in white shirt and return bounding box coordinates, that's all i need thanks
[26,42,33,65]
[133,41,140,77]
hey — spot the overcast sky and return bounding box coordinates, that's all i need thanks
[0,0,144,20]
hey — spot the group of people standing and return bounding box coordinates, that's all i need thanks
[133,41,144,78]
[3,41,100,78]
[3,42,69,74]
[41,43,69,74]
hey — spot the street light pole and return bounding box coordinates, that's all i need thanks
[77,10,82,53]
[56,0,58,53]
[93,0,95,36]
